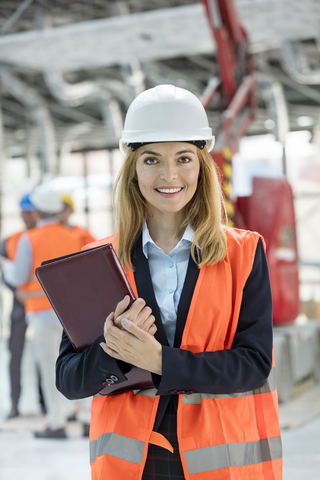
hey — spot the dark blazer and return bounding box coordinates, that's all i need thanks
[56,236,273,430]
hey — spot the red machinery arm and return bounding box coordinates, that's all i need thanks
[201,1,300,325]
[201,0,256,153]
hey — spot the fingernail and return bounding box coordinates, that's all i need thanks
[122,318,129,326]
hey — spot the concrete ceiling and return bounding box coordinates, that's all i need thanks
[0,0,319,70]
[0,0,320,170]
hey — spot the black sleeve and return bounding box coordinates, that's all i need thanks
[156,238,273,395]
[56,331,132,400]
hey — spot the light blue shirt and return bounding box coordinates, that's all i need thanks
[142,222,194,347]
[2,218,62,326]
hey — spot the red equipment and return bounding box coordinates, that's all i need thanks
[201,0,300,324]
[237,178,300,323]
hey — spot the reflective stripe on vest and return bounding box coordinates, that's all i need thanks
[90,432,145,465]
[94,388,157,398]
[18,290,46,300]
[185,436,282,475]
[17,274,46,301]
[182,366,277,404]
[133,388,157,397]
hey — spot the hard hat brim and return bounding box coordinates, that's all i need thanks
[119,136,215,155]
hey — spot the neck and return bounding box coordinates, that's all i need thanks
[146,213,184,254]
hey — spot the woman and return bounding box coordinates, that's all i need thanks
[56,85,282,479]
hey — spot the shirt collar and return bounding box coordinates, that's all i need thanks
[36,218,58,228]
[142,220,194,259]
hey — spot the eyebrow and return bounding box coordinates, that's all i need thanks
[175,150,196,155]
[140,149,196,156]
[140,150,161,156]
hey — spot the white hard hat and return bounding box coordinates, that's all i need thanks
[30,183,64,214]
[119,84,215,155]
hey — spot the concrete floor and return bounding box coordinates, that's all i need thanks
[0,338,320,480]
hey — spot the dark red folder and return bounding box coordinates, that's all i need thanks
[35,243,153,395]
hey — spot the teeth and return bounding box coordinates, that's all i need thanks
[157,187,182,194]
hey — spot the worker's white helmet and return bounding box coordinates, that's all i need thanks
[119,84,215,155]
[30,183,64,214]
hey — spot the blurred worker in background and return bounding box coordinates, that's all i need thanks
[0,183,82,439]
[57,193,96,247]
[0,193,38,419]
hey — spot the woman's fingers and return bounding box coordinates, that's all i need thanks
[113,297,145,329]
[105,298,157,349]
[103,312,114,337]
[113,295,131,319]
[113,298,156,333]
[119,319,162,374]
[100,341,121,359]
[122,298,146,321]
[148,323,157,336]
[101,314,125,356]
[101,317,162,374]
[142,315,156,334]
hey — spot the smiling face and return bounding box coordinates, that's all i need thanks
[135,142,200,221]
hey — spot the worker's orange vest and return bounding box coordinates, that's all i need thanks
[88,228,282,480]
[5,231,24,260]
[21,223,81,313]
[70,225,95,248]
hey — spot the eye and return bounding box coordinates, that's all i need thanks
[178,156,192,164]
[144,157,158,165]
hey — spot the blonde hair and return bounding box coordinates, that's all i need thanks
[113,147,227,270]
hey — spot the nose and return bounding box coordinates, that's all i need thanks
[159,160,178,182]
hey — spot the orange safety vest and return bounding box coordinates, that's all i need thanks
[5,231,24,260]
[88,228,282,480]
[21,223,81,313]
[70,225,95,248]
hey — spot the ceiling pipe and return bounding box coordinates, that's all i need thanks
[120,59,145,100]
[256,72,290,175]
[280,40,320,85]
[141,60,203,98]
[58,123,93,172]
[113,1,145,100]
[0,67,56,174]
[256,72,289,144]
[0,0,35,35]
[44,69,124,141]
[40,8,125,145]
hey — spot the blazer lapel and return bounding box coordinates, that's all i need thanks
[132,236,169,347]
[173,254,200,347]
[132,235,200,348]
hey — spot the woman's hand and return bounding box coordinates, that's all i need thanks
[112,296,157,336]
[100,314,162,375]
